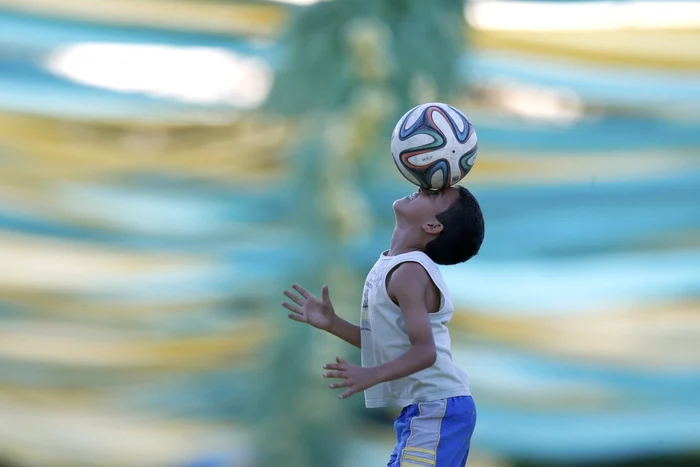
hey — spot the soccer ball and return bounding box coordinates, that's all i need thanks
[390,102,478,190]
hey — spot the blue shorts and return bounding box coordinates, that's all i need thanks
[388,396,477,467]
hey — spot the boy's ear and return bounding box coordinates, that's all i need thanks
[422,222,443,235]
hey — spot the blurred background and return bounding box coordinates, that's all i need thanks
[1,0,699,466]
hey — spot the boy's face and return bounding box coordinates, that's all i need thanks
[393,186,460,229]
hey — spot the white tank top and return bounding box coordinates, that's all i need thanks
[360,250,470,408]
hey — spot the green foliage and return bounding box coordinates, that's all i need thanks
[265,0,468,120]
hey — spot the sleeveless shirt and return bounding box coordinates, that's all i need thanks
[360,250,470,408]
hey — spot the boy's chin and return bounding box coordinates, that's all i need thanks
[392,196,411,213]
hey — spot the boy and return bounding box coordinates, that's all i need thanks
[282,185,485,466]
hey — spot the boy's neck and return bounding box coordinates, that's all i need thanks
[387,227,424,257]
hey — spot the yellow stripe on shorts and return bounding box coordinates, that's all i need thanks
[403,453,436,465]
[404,447,435,456]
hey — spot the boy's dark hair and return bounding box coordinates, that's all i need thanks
[424,186,485,265]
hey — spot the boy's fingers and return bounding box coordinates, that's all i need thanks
[321,285,330,303]
[339,387,357,399]
[329,380,352,389]
[284,290,305,306]
[282,302,301,314]
[292,284,311,299]
[287,314,306,323]
[323,371,346,379]
[335,356,347,364]
[322,363,342,370]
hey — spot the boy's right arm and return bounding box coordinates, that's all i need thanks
[327,314,361,349]
[282,284,361,350]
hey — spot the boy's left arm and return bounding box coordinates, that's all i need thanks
[322,262,437,399]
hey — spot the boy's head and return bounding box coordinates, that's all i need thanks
[392,185,484,265]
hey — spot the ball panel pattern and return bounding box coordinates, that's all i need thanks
[391,103,478,189]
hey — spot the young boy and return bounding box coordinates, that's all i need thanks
[282,185,485,467]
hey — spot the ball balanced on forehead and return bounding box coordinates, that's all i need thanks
[390,102,478,190]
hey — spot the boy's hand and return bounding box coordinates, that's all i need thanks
[282,284,336,332]
[323,356,378,399]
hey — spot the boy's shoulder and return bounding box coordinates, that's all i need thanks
[386,260,435,297]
